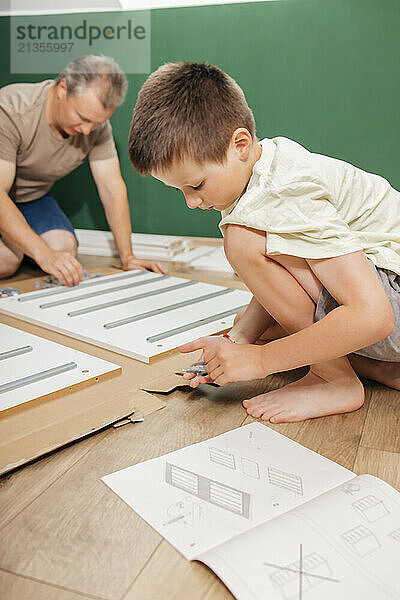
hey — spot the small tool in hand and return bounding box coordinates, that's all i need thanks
[181,361,208,377]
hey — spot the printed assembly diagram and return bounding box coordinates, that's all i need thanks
[165,462,251,519]
[163,498,203,527]
[264,545,339,600]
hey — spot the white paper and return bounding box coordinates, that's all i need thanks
[201,474,400,599]
[102,423,353,560]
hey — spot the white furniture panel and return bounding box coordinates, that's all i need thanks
[0,271,251,363]
[0,324,120,412]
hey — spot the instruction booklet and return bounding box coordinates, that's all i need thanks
[102,423,400,599]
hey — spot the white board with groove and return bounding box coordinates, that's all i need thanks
[0,323,121,412]
[0,271,252,363]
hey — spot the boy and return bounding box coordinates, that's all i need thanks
[128,62,400,423]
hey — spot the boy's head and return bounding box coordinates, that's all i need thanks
[129,62,259,211]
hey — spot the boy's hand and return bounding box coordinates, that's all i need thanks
[180,335,227,388]
[181,370,214,388]
[179,336,267,386]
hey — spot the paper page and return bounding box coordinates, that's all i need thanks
[102,422,353,560]
[200,474,400,600]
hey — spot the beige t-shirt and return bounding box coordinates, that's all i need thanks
[220,137,400,276]
[0,79,117,203]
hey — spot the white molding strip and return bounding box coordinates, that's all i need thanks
[1,0,277,17]
[76,229,192,259]
[119,0,276,9]
[75,229,233,272]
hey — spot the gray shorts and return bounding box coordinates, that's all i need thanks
[315,261,400,362]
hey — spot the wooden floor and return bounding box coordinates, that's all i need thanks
[0,255,399,600]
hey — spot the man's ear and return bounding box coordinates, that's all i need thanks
[56,77,68,101]
[231,128,253,161]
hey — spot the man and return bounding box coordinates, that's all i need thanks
[0,54,164,286]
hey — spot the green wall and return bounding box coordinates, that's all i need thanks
[1,0,400,237]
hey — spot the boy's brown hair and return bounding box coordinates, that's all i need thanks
[128,62,256,174]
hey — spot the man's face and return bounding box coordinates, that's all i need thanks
[54,79,115,137]
[152,142,257,212]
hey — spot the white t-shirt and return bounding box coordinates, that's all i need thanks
[219,137,400,276]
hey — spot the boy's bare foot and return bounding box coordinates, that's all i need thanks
[349,355,400,390]
[243,367,364,423]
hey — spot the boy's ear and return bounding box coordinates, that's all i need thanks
[231,128,253,161]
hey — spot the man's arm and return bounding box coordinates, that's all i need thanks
[0,159,84,285]
[90,157,166,274]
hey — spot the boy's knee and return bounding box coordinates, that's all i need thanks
[233,306,247,326]
[224,224,267,270]
[41,230,78,256]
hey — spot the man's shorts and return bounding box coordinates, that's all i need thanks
[315,260,400,362]
[15,194,77,239]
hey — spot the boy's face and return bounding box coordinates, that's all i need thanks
[152,138,260,212]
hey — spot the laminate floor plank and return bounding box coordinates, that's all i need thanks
[353,446,400,491]
[359,383,400,453]
[0,431,106,530]
[0,569,103,600]
[123,541,234,600]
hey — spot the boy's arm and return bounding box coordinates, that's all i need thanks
[181,251,394,385]
[260,251,393,375]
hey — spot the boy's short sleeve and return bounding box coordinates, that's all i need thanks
[88,121,117,161]
[0,108,21,163]
[220,178,363,259]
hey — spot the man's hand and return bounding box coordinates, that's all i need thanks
[122,254,167,274]
[35,247,84,286]
[90,158,168,276]
[179,336,267,386]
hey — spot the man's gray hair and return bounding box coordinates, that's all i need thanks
[55,55,128,108]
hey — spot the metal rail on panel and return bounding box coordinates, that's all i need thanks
[0,362,78,394]
[68,279,198,318]
[146,305,248,343]
[104,287,235,329]
[17,270,147,303]
[39,275,169,309]
[0,345,33,361]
